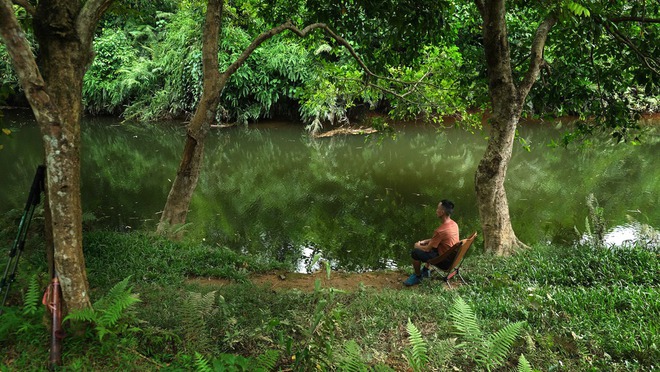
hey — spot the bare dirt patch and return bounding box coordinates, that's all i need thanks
[188,270,462,292]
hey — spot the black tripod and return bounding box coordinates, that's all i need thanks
[0,165,46,308]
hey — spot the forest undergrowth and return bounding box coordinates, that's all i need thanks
[1,227,658,371]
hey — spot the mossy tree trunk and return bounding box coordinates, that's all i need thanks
[157,0,224,235]
[0,0,113,311]
[474,0,556,255]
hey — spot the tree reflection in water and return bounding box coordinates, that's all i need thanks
[1,113,658,270]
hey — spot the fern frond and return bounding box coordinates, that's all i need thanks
[94,276,132,310]
[194,352,213,372]
[338,340,368,372]
[201,291,217,317]
[429,337,456,368]
[518,354,533,372]
[64,276,140,342]
[22,274,42,316]
[255,349,280,371]
[96,325,112,342]
[404,319,428,372]
[450,296,483,345]
[64,307,97,323]
[482,321,526,369]
[96,290,140,328]
[180,291,216,352]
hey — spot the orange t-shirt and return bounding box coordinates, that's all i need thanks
[428,219,459,255]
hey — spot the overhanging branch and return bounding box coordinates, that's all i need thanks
[602,21,660,76]
[222,20,377,81]
[518,15,557,101]
[221,20,433,88]
[0,0,58,124]
[76,0,114,46]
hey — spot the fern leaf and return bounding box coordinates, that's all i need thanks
[64,307,97,323]
[180,291,216,352]
[405,319,428,372]
[194,352,213,372]
[95,276,132,310]
[339,340,368,372]
[483,321,526,369]
[518,354,533,372]
[96,325,112,342]
[97,292,140,328]
[429,338,456,368]
[22,274,42,316]
[450,296,483,345]
[255,349,280,371]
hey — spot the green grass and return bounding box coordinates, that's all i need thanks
[1,231,658,371]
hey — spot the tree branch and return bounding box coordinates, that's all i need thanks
[400,70,433,97]
[221,19,444,94]
[603,21,660,76]
[608,16,660,23]
[0,0,59,124]
[518,15,557,102]
[339,76,460,117]
[11,0,35,15]
[76,0,114,46]
[221,20,379,82]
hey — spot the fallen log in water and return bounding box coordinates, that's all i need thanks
[314,126,378,138]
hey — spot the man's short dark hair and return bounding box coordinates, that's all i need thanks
[440,199,455,215]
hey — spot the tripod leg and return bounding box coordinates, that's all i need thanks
[0,165,45,306]
[1,204,37,306]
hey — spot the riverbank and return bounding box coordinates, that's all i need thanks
[1,231,658,371]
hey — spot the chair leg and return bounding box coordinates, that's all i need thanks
[457,269,467,285]
[444,278,452,289]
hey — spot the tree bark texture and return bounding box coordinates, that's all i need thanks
[157,0,224,234]
[474,0,556,255]
[1,0,112,310]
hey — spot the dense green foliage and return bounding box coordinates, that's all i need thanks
[2,0,656,136]
[1,0,659,369]
[1,228,657,370]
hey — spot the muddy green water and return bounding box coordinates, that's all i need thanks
[1,111,658,271]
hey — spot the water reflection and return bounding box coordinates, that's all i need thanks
[1,111,658,271]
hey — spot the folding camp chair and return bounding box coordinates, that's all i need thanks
[427,232,477,288]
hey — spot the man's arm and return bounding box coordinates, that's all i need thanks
[414,239,434,252]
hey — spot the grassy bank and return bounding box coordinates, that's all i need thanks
[1,231,658,371]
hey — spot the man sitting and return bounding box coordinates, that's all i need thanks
[403,199,459,286]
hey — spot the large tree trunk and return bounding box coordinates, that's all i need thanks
[32,2,96,310]
[474,0,556,255]
[1,0,113,310]
[475,111,524,256]
[157,0,224,234]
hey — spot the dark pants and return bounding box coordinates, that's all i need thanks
[411,248,455,270]
[411,248,438,262]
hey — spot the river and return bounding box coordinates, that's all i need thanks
[1,110,658,271]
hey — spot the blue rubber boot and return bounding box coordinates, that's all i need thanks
[403,274,422,286]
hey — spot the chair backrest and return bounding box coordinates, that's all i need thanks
[447,232,477,272]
